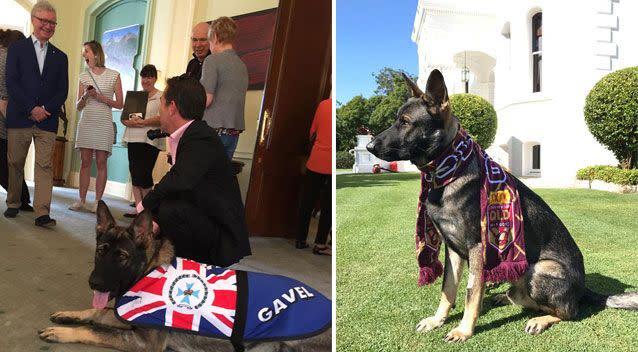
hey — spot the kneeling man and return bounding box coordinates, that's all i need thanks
[139,75,251,267]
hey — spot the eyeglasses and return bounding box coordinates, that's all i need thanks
[33,15,57,27]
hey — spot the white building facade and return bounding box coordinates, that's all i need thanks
[412,0,637,187]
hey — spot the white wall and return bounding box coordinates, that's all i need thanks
[0,0,30,33]
[493,0,618,187]
[414,0,625,187]
[47,0,278,202]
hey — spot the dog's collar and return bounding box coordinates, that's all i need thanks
[418,129,474,188]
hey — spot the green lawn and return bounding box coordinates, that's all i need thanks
[336,172,638,352]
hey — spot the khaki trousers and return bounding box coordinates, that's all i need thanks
[6,127,56,217]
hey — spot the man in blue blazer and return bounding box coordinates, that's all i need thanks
[4,0,68,227]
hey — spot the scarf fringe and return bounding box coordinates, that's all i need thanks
[418,260,443,286]
[483,261,528,283]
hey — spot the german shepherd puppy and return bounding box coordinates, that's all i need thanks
[38,201,330,351]
[366,70,638,342]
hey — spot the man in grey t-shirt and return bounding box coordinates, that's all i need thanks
[200,16,248,160]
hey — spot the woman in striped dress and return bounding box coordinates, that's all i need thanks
[70,40,123,212]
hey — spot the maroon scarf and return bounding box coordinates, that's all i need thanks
[415,129,528,285]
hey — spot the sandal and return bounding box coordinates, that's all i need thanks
[312,245,331,256]
[69,201,88,212]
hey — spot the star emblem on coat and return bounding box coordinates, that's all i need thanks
[177,282,200,304]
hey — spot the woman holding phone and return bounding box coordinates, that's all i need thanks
[121,64,163,217]
[71,40,123,212]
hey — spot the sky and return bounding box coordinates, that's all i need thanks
[336,0,419,105]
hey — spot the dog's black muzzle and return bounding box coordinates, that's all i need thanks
[88,270,110,292]
[366,130,406,162]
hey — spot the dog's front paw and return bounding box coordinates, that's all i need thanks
[39,326,76,343]
[50,311,83,325]
[443,327,472,342]
[416,316,445,332]
[525,315,562,335]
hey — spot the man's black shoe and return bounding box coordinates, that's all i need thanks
[19,203,34,212]
[4,208,19,218]
[35,215,56,228]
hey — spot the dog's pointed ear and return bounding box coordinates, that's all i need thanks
[402,72,423,98]
[96,200,115,237]
[423,69,450,114]
[131,209,154,248]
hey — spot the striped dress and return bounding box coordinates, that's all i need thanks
[75,68,119,155]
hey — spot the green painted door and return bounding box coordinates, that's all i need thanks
[92,0,148,184]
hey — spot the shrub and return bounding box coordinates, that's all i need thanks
[584,67,638,169]
[336,150,355,169]
[576,165,638,185]
[449,93,497,149]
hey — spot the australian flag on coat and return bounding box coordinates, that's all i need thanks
[115,257,331,342]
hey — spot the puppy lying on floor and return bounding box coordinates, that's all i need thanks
[39,201,331,352]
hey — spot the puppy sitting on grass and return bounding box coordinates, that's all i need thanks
[366,69,638,342]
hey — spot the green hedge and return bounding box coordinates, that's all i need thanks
[576,165,638,185]
[584,67,638,168]
[336,150,355,169]
[449,93,497,149]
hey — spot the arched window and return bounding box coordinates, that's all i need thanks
[531,12,542,93]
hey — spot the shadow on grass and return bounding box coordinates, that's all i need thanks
[336,173,420,189]
[577,272,636,320]
[467,273,636,333]
[585,272,635,293]
[474,311,534,335]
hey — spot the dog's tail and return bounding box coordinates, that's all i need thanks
[582,288,638,310]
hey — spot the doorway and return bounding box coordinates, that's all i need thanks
[245,0,332,237]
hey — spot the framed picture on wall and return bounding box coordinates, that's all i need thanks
[101,24,141,94]
[229,8,277,90]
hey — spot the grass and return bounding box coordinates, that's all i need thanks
[336,172,638,352]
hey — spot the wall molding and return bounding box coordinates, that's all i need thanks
[594,0,617,70]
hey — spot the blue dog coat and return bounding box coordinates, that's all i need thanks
[115,257,331,344]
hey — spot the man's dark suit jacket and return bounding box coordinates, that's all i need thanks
[143,119,251,265]
[185,51,210,81]
[5,36,68,133]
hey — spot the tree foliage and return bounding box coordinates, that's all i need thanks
[336,68,417,151]
[372,67,417,96]
[584,67,638,169]
[450,93,498,149]
[336,95,373,151]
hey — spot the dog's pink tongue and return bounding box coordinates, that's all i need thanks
[92,291,110,309]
